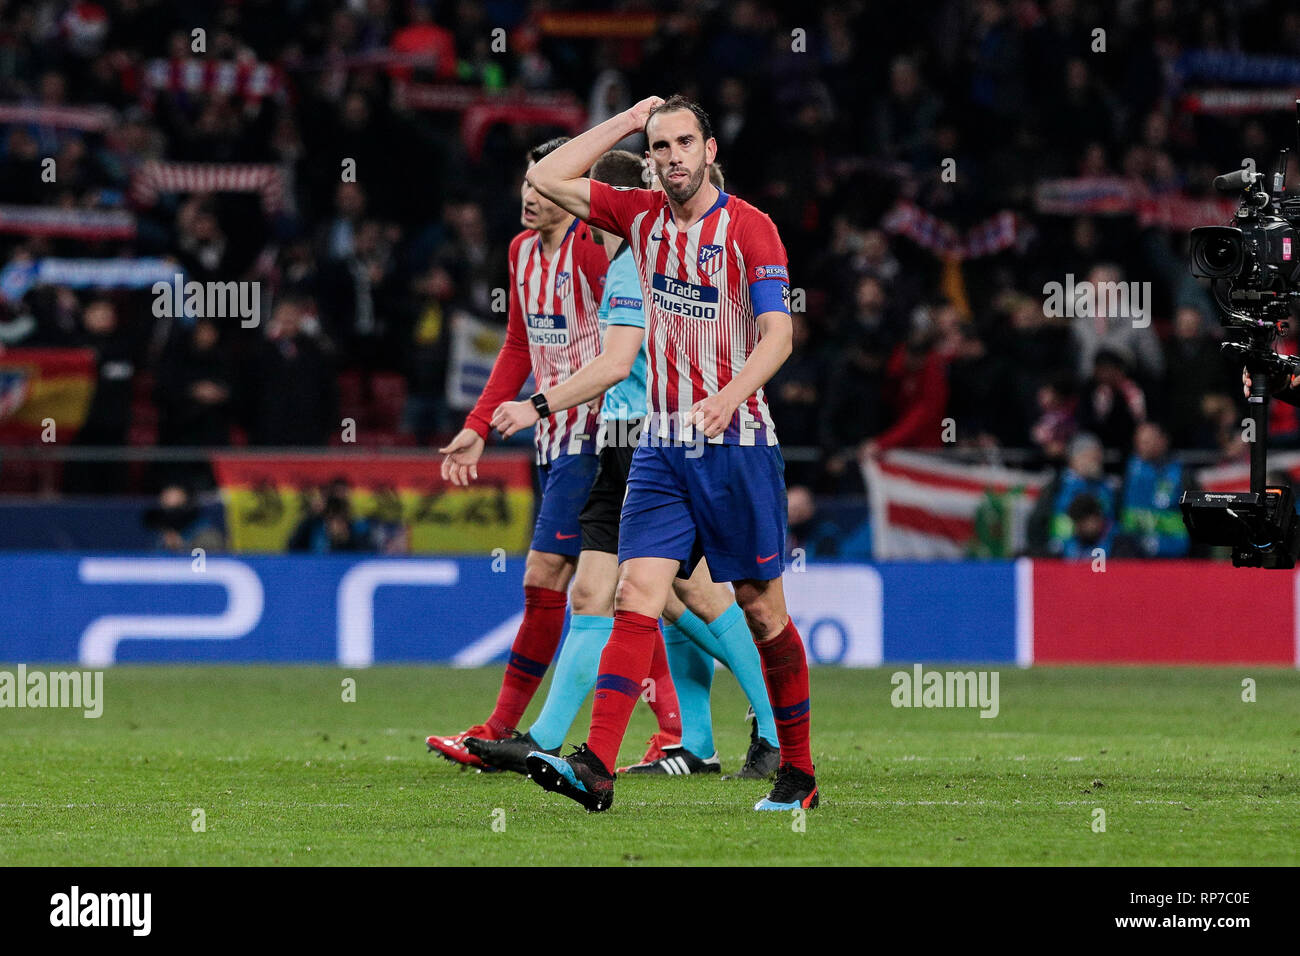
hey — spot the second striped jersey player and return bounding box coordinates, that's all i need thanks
[427,136,610,768]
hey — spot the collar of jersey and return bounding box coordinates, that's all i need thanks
[535,216,581,264]
[659,189,730,235]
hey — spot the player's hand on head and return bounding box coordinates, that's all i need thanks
[626,95,665,129]
[491,400,540,439]
[438,428,485,486]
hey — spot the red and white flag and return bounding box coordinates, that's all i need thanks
[1194,451,1300,493]
[864,450,1051,559]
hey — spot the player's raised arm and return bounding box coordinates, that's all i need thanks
[526,95,664,220]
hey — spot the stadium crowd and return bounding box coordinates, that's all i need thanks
[0,0,1295,557]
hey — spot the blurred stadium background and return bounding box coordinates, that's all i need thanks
[1,0,1299,669]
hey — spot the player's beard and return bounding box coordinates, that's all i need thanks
[661,161,706,204]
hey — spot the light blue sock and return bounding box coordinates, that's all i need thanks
[708,603,779,748]
[662,620,715,757]
[668,606,727,660]
[527,615,612,751]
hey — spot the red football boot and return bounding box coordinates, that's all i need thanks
[426,723,504,768]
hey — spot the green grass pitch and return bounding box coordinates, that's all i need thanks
[1,665,1297,866]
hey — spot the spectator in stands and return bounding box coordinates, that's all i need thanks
[1060,492,1114,560]
[288,486,369,553]
[818,327,886,495]
[1077,346,1147,459]
[787,484,873,561]
[1029,373,1079,465]
[174,198,233,284]
[1071,263,1164,385]
[711,76,761,190]
[401,258,454,444]
[328,92,399,218]
[945,322,1017,448]
[155,317,234,448]
[855,229,903,289]
[1005,287,1074,367]
[1199,392,1249,464]
[0,128,42,203]
[435,201,498,317]
[587,69,642,154]
[145,483,225,554]
[388,1,458,82]
[1163,306,1229,450]
[241,296,337,446]
[277,236,322,300]
[154,316,235,489]
[323,182,368,262]
[835,275,906,351]
[873,55,940,168]
[1118,420,1190,558]
[860,328,950,458]
[968,0,1026,140]
[64,298,133,494]
[766,313,824,486]
[1044,58,1118,162]
[317,217,400,372]
[1027,432,1119,557]
[830,228,918,314]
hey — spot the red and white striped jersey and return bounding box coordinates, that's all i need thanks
[587,181,790,445]
[467,219,607,464]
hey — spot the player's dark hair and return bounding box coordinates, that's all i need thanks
[646,95,714,143]
[591,149,644,189]
[528,136,570,163]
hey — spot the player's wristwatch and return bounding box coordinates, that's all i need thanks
[529,392,551,418]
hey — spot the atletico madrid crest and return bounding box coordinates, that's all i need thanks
[0,369,29,420]
[698,244,723,277]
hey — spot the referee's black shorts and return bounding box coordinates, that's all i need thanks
[579,417,643,554]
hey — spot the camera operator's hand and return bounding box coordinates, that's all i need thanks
[1242,366,1299,399]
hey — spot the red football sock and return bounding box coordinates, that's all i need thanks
[645,630,682,738]
[586,610,660,772]
[755,618,814,775]
[486,585,567,735]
